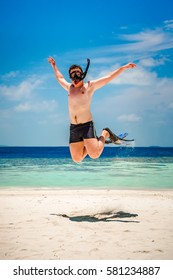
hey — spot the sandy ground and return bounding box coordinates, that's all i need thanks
[0,188,173,260]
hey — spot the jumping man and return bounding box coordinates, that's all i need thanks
[48,57,136,162]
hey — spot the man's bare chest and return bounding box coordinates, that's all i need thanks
[68,87,91,106]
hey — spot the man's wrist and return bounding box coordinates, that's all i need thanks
[120,65,126,71]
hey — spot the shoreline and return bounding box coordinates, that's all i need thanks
[0,186,173,191]
[0,189,173,260]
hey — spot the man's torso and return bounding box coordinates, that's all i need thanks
[68,81,94,124]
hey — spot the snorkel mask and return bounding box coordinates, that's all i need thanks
[69,59,90,82]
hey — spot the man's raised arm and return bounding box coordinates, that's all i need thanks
[91,62,136,91]
[48,57,70,91]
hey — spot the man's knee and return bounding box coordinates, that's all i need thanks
[71,154,83,163]
[88,150,100,159]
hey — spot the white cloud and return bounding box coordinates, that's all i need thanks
[164,19,173,30]
[0,71,20,80]
[115,67,158,86]
[0,77,43,100]
[66,22,173,68]
[92,65,173,131]
[14,102,32,112]
[120,26,128,30]
[117,26,173,54]
[14,100,58,113]
[117,114,141,122]
[95,64,158,86]
[139,57,168,67]
[121,29,165,44]
[91,57,114,64]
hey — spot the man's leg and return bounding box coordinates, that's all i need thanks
[69,141,88,163]
[84,129,109,159]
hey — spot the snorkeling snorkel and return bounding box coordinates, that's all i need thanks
[80,58,90,80]
[69,58,90,82]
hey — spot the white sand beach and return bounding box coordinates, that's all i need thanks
[0,189,173,260]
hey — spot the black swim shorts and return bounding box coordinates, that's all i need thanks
[69,121,97,143]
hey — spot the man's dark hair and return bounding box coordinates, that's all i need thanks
[68,64,83,75]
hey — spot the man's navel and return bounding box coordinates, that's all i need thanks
[75,115,78,124]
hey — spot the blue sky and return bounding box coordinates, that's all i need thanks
[0,0,173,146]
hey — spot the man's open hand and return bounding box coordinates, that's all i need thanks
[124,62,137,69]
[48,56,56,66]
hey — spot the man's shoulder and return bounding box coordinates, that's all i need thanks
[85,80,94,88]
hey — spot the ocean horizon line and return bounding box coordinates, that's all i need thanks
[1,145,173,148]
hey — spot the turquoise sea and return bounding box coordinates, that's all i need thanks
[0,146,173,189]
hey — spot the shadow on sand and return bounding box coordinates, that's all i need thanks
[50,211,139,223]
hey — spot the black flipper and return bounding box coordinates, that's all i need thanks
[103,127,134,145]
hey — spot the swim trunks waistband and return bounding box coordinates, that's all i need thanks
[70,120,94,128]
